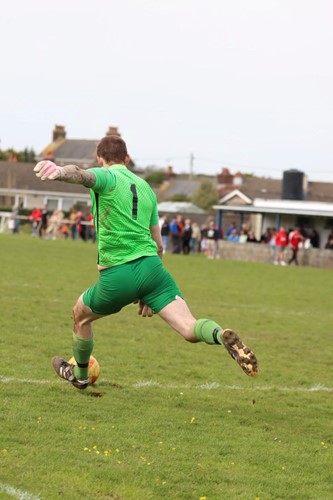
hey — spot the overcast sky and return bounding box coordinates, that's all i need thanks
[1,0,332,181]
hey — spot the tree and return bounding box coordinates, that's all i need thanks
[170,194,190,202]
[0,147,36,162]
[145,171,165,186]
[191,180,219,211]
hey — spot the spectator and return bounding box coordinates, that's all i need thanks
[269,228,277,264]
[238,229,248,243]
[182,218,192,255]
[10,205,20,234]
[169,216,181,254]
[226,222,237,237]
[241,223,249,236]
[261,227,275,244]
[69,208,79,240]
[61,223,70,239]
[176,214,184,237]
[40,205,49,238]
[247,231,259,243]
[309,229,320,248]
[29,207,42,236]
[275,226,288,265]
[206,220,219,259]
[77,211,87,241]
[288,227,305,265]
[46,209,64,240]
[227,228,239,243]
[160,216,170,253]
[325,235,333,249]
[200,224,208,254]
[87,212,96,243]
[190,221,201,253]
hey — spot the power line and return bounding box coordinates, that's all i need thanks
[133,155,333,178]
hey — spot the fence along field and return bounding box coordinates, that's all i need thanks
[0,234,332,499]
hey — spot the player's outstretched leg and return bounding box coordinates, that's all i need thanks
[221,329,258,377]
[158,298,258,377]
[51,356,89,389]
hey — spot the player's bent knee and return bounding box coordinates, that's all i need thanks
[72,298,93,327]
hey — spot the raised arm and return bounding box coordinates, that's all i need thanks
[34,160,96,188]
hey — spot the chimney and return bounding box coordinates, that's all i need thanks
[165,165,176,180]
[217,167,233,186]
[106,126,120,136]
[52,125,66,142]
[233,172,243,187]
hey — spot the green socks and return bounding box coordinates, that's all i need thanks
[72,333,94,381]
[194,319,223,345]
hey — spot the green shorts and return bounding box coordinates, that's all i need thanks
[82,256,183,316]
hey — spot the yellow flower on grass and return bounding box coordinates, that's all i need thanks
[199,496,207,500]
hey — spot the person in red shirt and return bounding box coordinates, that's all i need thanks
[29,207,42,236]
[87,212,96,243]
[288,227,305,265]
[275,226,288,265]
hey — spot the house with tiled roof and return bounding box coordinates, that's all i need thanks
[0,124,140,212]
[0,161,90,212]
[217,167,333,203]
[214,169,333,250]
[37,124,133,168]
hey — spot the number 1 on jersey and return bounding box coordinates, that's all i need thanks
[130,184,138,220]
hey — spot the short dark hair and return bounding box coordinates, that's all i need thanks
[97,135,128,164]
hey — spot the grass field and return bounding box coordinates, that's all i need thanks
[0,234,332,500]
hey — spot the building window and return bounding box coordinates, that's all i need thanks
[46,198,59,211]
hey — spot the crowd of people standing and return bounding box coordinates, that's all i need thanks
[158,215,333,264]
[8,207,333,260]
[27,206,95,242]
[225,222,333,265]
[159,214,221,258]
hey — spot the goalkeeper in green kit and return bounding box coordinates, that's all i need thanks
[34,135,258,389]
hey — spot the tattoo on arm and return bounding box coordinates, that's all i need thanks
[59,165,96,187]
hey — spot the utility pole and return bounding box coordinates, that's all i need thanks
[189,153,194,180]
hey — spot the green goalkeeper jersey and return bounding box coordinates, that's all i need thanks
[87,165,159,267]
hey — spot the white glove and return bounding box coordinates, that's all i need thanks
[34,161,62,181]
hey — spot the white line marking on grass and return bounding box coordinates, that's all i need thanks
[1,376,333,393]
[0,482,41,500]
[0,376,51,384]
[132,381,333,393]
